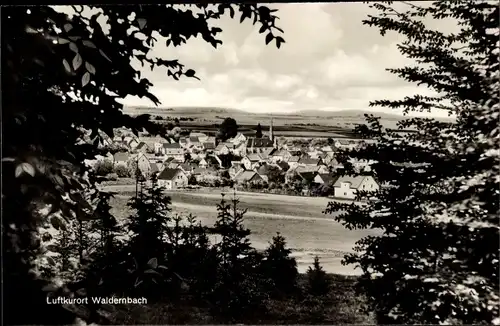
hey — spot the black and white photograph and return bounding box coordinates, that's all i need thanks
[3,1,499,325]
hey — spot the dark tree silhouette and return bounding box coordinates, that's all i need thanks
[261,232,298,297]
[217,117,239,141]
[324,1,499,324]
[255,123,263,138]
[3,4,284,324]
[306,256,331,297]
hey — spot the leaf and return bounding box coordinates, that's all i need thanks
[82,72,90,87]
[147,257,158,269]
[137,18,147,29]
[62,59,72,73]
[275,36,285,49]
[72,53,83,70]
[157,265,168,270]
[64,23,73,32]
[82,40,96,48]
[99,49,112,62]
[265,33,273,45]
[69,42,78,53]
[228,6,235,18]
[47,256,56,266]
[259,25,267,34]
[85,62,96,74]
[2,157,15,162]
[144,269,161,275]
[14,165,23,178]
[185,69,196,78]
[22,163,35,177]
[68,36,81,41]
[134,278,143,288]
[58,38,70,44]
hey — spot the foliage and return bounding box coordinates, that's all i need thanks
[115,164,131,178]
[306,256,331,297]
[188,174,197,185]
[94,159,114,176]
[217,117,238,141]
[261,232,299,297]
[3,3,284,321]
[210,193,268,321]
[255,123,263,138]
[325,1,499,324]
[267,164,285,184]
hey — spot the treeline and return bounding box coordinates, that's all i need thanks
[40,175,347,324]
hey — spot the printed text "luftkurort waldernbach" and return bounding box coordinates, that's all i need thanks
[47,297,147,305]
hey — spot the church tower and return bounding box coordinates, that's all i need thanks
[269,116,274,142]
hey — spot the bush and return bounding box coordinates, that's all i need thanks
[106,173,118,181]
[115,165,131,178]
[95,160,114,176]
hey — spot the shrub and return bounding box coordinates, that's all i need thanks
[95,160,114,176]
[115,165,131,178]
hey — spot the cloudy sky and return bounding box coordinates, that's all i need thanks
[57,3,457,118]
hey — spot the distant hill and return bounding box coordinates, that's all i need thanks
[123,106,454,127]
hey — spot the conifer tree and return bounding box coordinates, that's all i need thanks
[126,175,171,267]
[211,193,267,321]
[306,256,331,297]
[262,232,298,297]
[325,1,499,324]
[256,123,263,138]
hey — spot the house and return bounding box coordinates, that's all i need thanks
[232,141,247,156]
[179,138,189,149]
[178,163,197,175]
[148,163,160,177]
[334,139,358,151]
[189,136,203,149]
[245,137,275,154]
[113,152,130,166]
[314,173,337,186]
[214,144,230,156]
[135,142,150,154]
[271,149,291,163]
[241,154,262,170]
[157,168,188,190]
[229,164,245,178]
[190,132,208,143]
[333,175,380,200]
[203,142,216,151]
[228,132,247,146]
[298,157,322,168]
[123,136,140,150]
[255,164,274,183]
[317,164,330,174]
[193,167,218,183]
[132,153,151,176]
[234,171,264,184]
[198,158,208,168]
[162,143,184,162]
[307,150,323,159]
[287,155,301,169]
[297,171,317,184]
[275,161,290,171]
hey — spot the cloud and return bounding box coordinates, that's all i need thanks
[54,3,456,118]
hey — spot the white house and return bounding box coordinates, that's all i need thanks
[214,144,230,156]
[162,143,184,162]
[113,152,130,167]
[333,175,379,200]
[157,168,188,190]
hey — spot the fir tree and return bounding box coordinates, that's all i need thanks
[325,1,499,324]
[261,232,298,297]
[306,256,331,297]
[211,192,267,322]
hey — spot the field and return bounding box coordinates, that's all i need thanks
[105,185,380,275]
[124,106,423,137]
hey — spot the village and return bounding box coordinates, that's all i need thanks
[88,117,380,201]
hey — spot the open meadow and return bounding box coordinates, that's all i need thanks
[106,186,380,275]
